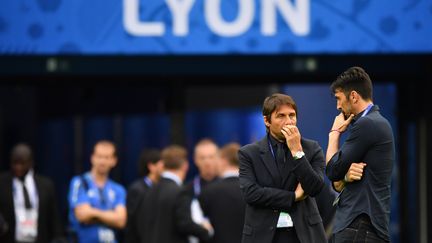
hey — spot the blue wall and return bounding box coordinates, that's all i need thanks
[1,0,431,54]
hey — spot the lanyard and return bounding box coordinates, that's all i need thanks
[267,133,279,162]
[143,176,153,187]
[361,104,373,118]
[193,175,201,197]
[13,177,38,208]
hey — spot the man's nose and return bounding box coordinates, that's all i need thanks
[287,120,294,126]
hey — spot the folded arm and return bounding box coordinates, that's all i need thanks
[239,149,297,211]
[291,141,325,197]
[74,204,127,229]
[326,118,373,181]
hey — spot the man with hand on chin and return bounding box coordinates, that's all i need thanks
[239,93,326,243]
[326,67,395,243]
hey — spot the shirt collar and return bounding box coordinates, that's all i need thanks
[14,169,34,182]
[268,133,284,148]
[352,104,378,123]
[221,170,239,179]
[162,171,182,186]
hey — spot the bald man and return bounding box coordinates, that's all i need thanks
[0,143,64,243]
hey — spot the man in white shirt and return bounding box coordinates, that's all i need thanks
[0,143,64,243]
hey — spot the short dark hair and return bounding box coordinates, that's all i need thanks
[161,145,187,170]
[138,149,161,177]
[262,93,297,127]
[93,140,117,157]
[331,66,373,100]
[220,143,240,167]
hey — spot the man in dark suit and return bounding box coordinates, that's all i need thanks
[0,143,64,243]
[125,148,163,243]
[184,139,219,243]
[326,67,395,242]
[239,93,326,243]
[138,145,213,243]
[199,142,246,243]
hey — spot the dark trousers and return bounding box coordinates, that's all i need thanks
[273,227,300,243]
[331,214,388,243]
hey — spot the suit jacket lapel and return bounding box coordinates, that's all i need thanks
[34,175,42,215]
[282,158,298,189]
[258,137,282,186]
[281,156,292,187]
[4,173,16,233]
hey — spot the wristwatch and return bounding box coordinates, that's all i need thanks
[293,151,305,160]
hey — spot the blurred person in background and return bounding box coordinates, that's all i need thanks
[185,139,219,243]
[137,145,213,243]
[0,143,64,243]
[199,142,246,243]
[124,148,163,243]
[68,140,126,243]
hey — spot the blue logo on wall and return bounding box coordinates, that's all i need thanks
[0,0,431,54]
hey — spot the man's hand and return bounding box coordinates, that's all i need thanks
[331,113,354,133]
[201,220,214,236]
[281,125,302,156]
[344,162,367,182]
[333,162,367,192]
[75,204,97,224]
[294,183,308,202]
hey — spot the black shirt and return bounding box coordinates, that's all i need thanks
[268,134,292,182]
[326,105,395,241]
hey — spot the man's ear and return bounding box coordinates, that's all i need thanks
[263,116,271,127]
[183,161,189,172]
[147,163,154,173]
[112,157,118,167]
[350,91,358,103]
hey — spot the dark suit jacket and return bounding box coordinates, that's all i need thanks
[184,176,216,199]
[138,177,211,243]
[199,176,246,243]
[125,178,151,243]
[0,172,63,243]
[239,136,326,243]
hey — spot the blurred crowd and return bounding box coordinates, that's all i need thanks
[0,139,337,243]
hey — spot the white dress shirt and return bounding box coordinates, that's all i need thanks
[13,170,39,242]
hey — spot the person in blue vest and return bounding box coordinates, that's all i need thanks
[68,140,126,243]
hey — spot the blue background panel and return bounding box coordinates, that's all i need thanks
[1,0,431,54]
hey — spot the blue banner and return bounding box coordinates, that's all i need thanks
[1,0,431,54]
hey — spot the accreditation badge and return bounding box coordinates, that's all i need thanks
[98,227,115,243]
[276,211,293,228]
[16,208,38,242]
